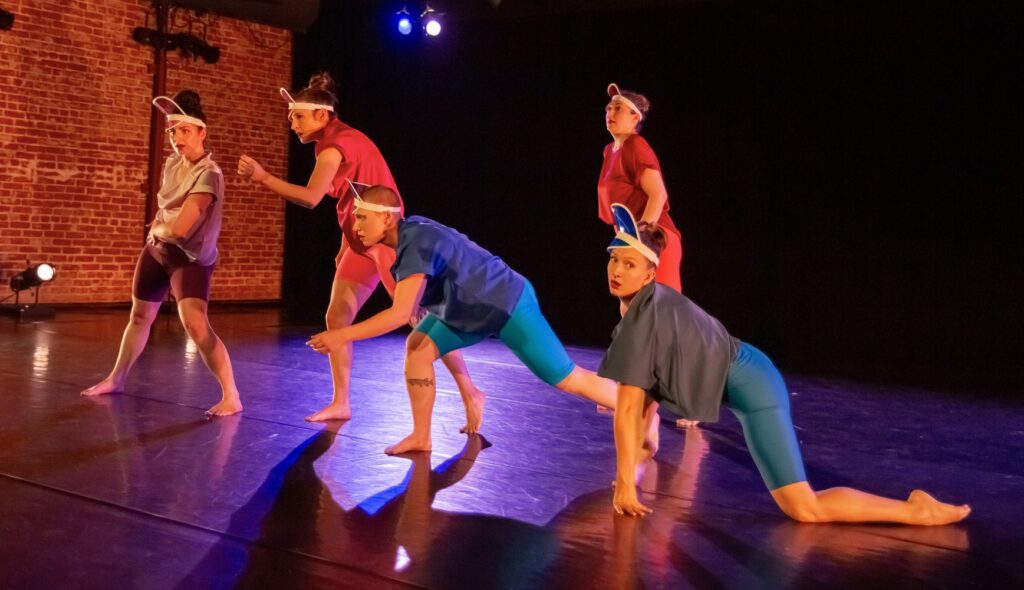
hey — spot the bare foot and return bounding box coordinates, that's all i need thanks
[207,397,243,417]
[305,403,352,422]
[675,418,700,429]
[907,489,971,525]
[81,378,124,397]
[460,390,486,434]
[385,433,431,455]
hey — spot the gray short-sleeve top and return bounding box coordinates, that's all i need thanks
[598,282,739,421]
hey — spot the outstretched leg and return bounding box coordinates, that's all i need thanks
[81,297,161,396]
[770,482,970,525]
[177,298,242,416]
[729,342,969,525]
[386,330,442,454]
[307,278,374,422]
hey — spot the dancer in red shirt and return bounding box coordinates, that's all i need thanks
[597,83,683,293]
[238,73,485,429]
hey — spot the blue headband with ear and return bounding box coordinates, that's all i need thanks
[606,203,659,265]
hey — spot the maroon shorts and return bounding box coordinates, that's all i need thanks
[133,242,215,302]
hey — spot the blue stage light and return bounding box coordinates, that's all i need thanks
[397,16,412,35]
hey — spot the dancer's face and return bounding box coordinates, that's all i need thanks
[607,248,656,297]
[605,100,640,135]
[288,109,330,143]
[352,210,392,247]
[168,123,206,160]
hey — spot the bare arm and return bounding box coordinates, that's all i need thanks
[150,192,213,242]
[238,148,342,209]
[638,167,669,226]
[613,384,655,516]
[306,274,428,352]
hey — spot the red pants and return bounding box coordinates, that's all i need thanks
[656,226,683,292]
[334,240,397,297]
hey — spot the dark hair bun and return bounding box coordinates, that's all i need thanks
[171,89,206,122]
[637,226,667,258]
[308,72,336,94]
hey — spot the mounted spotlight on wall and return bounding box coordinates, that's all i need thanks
[0,8,14,31]
[2,262,56,319]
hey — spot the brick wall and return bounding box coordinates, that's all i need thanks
[0,0,290,303]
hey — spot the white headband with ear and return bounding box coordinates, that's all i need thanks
[347,179,402,213]
[280,88,335,112]
[152,96,206,129]
[611,95,644,120]
[607,82,644,121]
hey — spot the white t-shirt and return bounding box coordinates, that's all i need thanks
[149,152,224,266]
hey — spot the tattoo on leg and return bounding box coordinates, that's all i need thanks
[407,377,435,388]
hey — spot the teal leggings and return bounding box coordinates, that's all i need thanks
[724,343,807,490]
[413,281,576,386]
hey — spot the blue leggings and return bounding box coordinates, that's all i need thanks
[724,343,807,490]
[413,282,576,386]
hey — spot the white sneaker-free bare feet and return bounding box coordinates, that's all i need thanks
[385,433,431,455]
[305,403,352,422]
[81,378,124,397]
[207,397,243,417]
[907,489,971,525]
[460,390,486,434]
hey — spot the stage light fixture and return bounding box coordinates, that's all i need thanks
[421,6,443,37]
[10,263,55,291]
[132,28,220,64]
[0,8,14,31]
[3,262,56,320]
[395,6,413,35]
[176,33,221,63]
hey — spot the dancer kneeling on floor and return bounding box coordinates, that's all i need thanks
[306,184,658,456]
[599,203,970,524]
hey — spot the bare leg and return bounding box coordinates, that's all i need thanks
[177,298,242,416]
[555,366,617,408]
[439,351,486,433]
[558,366,660,463]
[771,481,970,525]
[81,297,161,396]
[307,279,374,422]
[386,332,441,455]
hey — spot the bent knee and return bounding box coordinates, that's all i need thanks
[325,304,357,329]
[553,366,587,392]
[771,482,826,522]
[778,497,826,523]
[405,333,439,365]
[181,319,210,340]
[129,310,156,327]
